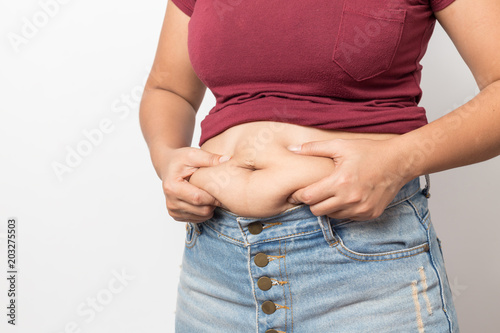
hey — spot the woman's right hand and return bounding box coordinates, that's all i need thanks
[159,147,231,223]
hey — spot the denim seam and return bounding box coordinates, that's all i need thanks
[336,247,428,262]
[255,229,323,244]
[331,222,430,258]
[247,246,259,333]
[406,197,431,230]
[386,187,421,209]
[184,223,198,249]
[220,203,307,219]
[193,222,202,235]
[263,222,283,229]
[211,229,323,247]
[425,228,454,332]
[185,238,197,249]
[318,215,339,246]
[337,187,422,225]
[338,240,429,256]
[406,199,432,242]
[422,213,431,230]
[203,223,245,246]
[284,240,294,332]
[279,240,287,332]
[335,241,430,261]
[237,218,250,246]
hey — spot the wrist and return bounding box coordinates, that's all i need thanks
[385,135,423,184]
[150,145,177,180]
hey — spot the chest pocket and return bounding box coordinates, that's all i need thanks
[333,6,406,81]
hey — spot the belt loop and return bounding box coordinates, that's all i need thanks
[422,174,431,198]
[318,215,337,246]
[191,222,202,235]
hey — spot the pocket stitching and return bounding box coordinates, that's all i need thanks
[335,242,430,262]
[332,224,429,260]
[332,7,407,81]
[331,200,429,261]
[336,235,429,257]
[185,222,199,248]
[343,8,406,22]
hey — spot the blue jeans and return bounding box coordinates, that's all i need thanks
[175,176,459,332]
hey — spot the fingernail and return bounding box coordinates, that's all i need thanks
[219,155,231,163]
[287,144,301,152]
[287,197,298,204]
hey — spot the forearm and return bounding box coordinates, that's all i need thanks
[391,80,500,182]
[139,87,196,179]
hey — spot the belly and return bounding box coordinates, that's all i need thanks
[189,121,400,218]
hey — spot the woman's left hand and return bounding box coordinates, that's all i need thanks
[286,137,413,221]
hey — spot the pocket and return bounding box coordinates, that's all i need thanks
[331,198,430,261]
[332,5,406,81]
[185,222,201,248]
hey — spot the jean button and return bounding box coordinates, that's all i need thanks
[262,300,276,314]
[258,276,273,291]
[248,222,263,235]
[254,253,269,267]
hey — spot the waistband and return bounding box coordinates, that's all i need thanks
[197,175,428,247]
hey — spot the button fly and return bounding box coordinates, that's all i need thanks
[248,222,263,234]
[262,300,276,314]
[254,253,269,267]
[258,276,273,291]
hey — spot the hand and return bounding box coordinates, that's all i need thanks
[286,138,411,221]
[159,147,231,223]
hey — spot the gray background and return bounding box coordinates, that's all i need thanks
[0,0,498,332]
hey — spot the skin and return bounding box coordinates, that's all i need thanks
[139,0,500,223]
[189,122,400,218]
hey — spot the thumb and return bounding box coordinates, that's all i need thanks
[287,190,302,204]
[187,149,232,168]
[287,139,342,158]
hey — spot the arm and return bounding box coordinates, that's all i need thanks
[286,0,500,220]
[140,0,205,173]
[391,0,500,181]
[139,0,230,222]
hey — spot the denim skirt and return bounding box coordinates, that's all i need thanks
[175,176,459,332]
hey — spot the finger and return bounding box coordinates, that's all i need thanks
[305,195,346,217]
[171,209,213,223]
[315,197,372,221]
[186,148,231,168]
[175,180,221,207]
[168,200,217,222]
[287,139,344,158]
[312,193,366,219]
[288,177,336,206]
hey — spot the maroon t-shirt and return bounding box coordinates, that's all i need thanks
[171,0,457,147]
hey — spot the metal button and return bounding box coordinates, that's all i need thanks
[262,300,276,314]
[254,253,269,267]
[265,330,278,333]
[248,222,263,235]
[258,276,273,291]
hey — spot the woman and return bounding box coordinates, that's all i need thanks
[139,0,500,331]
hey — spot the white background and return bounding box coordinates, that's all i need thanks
[0,0,498,332]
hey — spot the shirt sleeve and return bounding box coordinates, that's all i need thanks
[430,0,456,12]
[171,0,196,17]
